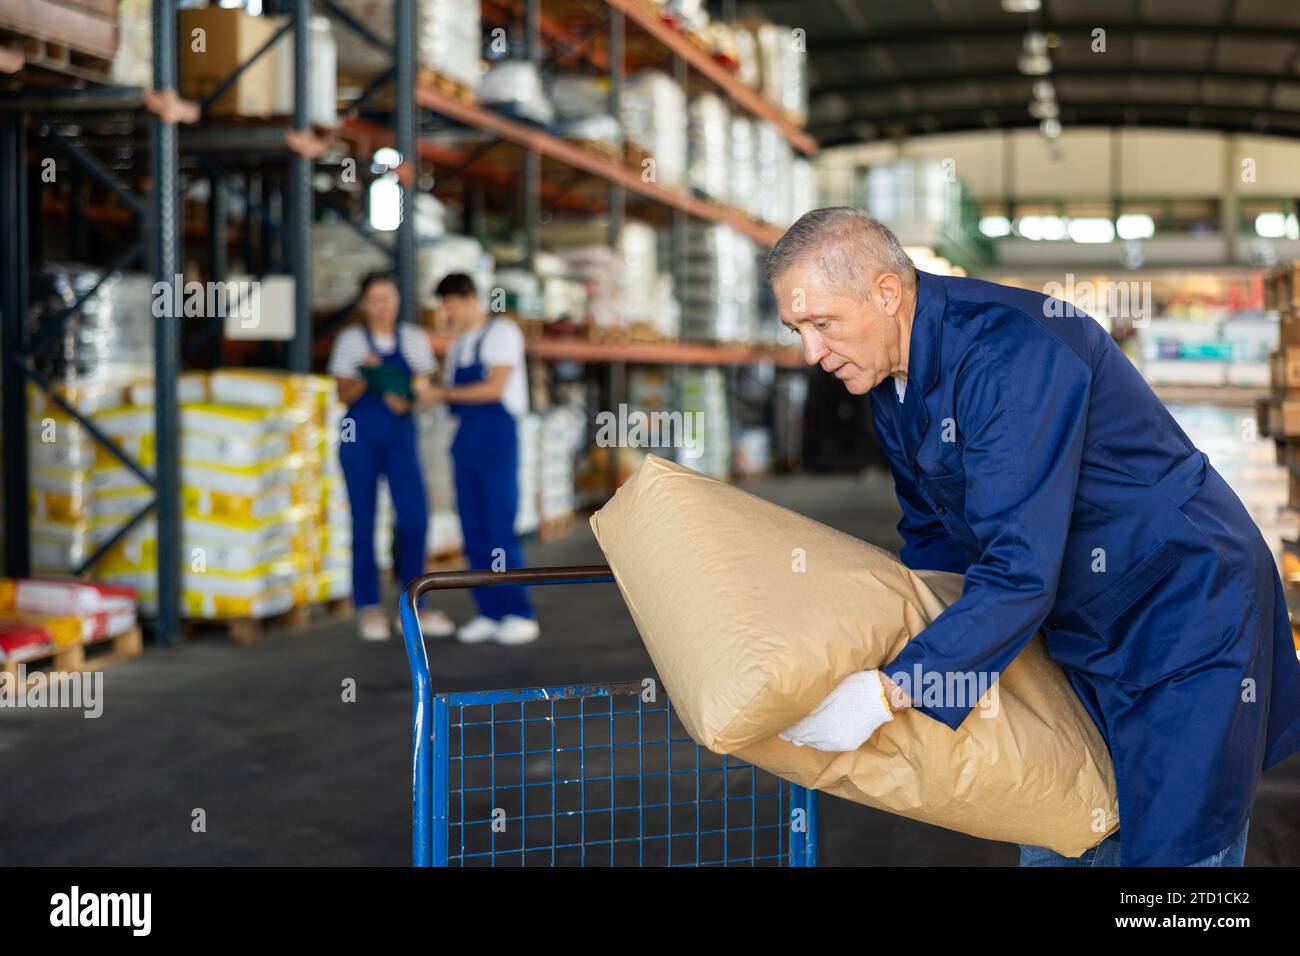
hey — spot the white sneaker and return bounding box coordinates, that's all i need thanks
[496,615,540,645]
[418,608,456,638]
[359,608,391,641]
[456,616,501,644]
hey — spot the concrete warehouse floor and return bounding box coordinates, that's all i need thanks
[2,468,1297,866]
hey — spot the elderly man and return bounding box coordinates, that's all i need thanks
[768,207,1300,867]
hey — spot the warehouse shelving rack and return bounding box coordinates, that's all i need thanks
[0,0,816,644]
[0,0,415,645]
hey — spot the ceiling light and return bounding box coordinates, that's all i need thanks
[1032,80,1056,101]
[1001,0,1041,11]
[1040,117,1062,138]
[1018,52,1052,75]
[1029,100,1059,119]
[979,216,1012,238]
[1068,218,1116,244]
[1116,214,1155,240]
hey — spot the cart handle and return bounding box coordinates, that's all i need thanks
[398,565,616,866]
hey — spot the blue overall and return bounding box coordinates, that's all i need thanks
[338,324,429,609]
[868,270,1300,867]
[449,320,533,620]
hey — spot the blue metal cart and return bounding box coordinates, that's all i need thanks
[399,565,819,867]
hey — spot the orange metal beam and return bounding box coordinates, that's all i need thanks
[429,333,805,368]
[412,86,785,245]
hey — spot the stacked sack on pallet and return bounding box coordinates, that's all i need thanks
[24,268,156,575]
[68,370,353,619]
[622,72,688,188]
[677,367,731,479]
[0,578,138,668]
[539,406,586,523]
[688,92,731,201]
[681,224,758,343]
[331,0,481,93]
[200,370,352,611]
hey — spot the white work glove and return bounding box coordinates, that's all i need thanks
[777,670,894,752]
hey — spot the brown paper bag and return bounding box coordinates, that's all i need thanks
[590,454,1119,856]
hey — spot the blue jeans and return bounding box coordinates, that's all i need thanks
[1019,817,1250,867]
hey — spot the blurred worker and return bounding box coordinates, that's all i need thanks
[328,271,455,642]
[427,273,538,645]
[767,208,1300,867]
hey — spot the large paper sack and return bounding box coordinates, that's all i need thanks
[590,455,1119,856]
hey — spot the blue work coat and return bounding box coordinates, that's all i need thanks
[871,270,1300,866]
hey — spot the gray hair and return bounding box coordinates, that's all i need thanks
[764,207,916,296]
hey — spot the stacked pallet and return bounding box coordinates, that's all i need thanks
[0,578,142,684]
[0,0,118,79]
[1259,261,1300,656]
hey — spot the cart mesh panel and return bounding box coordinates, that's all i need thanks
[439,682,796,866]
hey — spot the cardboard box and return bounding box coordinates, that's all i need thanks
[179,8,283,117]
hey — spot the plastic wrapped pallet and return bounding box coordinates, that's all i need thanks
[589,455,1120,856]
[618,221,660,328]
[790,156,817,224]
[687,92,730,201]
[681,224,758,343]
[676,368,730,478]
[622,72,687,187]
[540,406,584,521]
[477,60,554,125]
[332,0,481,91]
[26,267,154,390]
[755,122,793,226]
[729,116,759,217]
[310,220,395,310]
[515,413,542,536]
[752,22,807,123]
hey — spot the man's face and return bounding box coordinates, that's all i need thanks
[772,261,906,395]
[440,293,478,329]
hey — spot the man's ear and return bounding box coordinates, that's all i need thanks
[876,273,904,316]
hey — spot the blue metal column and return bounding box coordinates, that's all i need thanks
[153,0,182,644]
[394,0,417,324]
[0,113,30,577]
[287,0,312,371]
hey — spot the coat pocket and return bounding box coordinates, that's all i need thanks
[1074,540,1181,635]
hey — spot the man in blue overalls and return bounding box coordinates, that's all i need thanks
[768,208,1300,866]
[428,274,538,646]
[328,272,454,642]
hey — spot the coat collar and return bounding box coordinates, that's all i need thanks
[893,270,946,469]
[905,269,946,401]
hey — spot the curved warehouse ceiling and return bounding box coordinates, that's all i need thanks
[740,0,1300,145]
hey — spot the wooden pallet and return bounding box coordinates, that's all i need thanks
[623,139,653,173]
[428,547,467,571]
[625,321,676,344]
[537,512,576,542]
[582,323,629,344]
[0,27,110,81]
[565,136,620,163]
[1,626,143,687]
[182,598,353,646]
[420,68,475,105]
